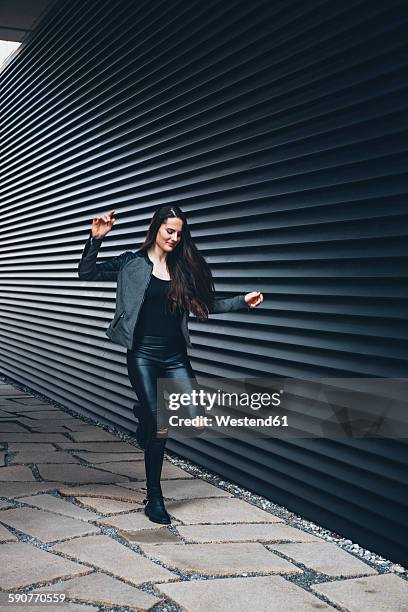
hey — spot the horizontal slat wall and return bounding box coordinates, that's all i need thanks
[1,0,407,563]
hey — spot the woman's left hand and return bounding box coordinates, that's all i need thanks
[244,291,263,308]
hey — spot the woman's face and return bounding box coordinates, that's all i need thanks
[155,216,183,253]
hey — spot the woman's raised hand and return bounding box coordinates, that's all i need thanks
[91,209,116,239]
[244,291,263,308]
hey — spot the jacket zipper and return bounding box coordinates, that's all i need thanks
[113,310,126,328]
[131,263,153,341]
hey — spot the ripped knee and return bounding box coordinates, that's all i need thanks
[156,428,168,438]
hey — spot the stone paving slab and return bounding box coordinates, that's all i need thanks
[62,421,107,430]
[8,451,81,464]
[0,541,92,589]
[1,393,54,400]
[17,411,73,420]
[31,412,79,416]
[96,510,181,531]
[0,394,21,399]
[0,396,53,407]
[160,479,232,500]
[57,484,146,503]
[161,462,195,480]
[36,464,131,483]
[7,443,58,451]
[90,461,149,480]
[0,522,18,541]
[114,479,234,502]
[29,402,71,407]
[89,461,147,480]
[0,506,100,542]
[50,534,176,585]
[56,441,141,452]
[18,415,78,422]
[53,412,98,427]
[72,451,143,463]
[96,460,194,480]
[20,418,71,426]
[311,573,408,611]
[0,434,71,443]
[155,575,335,611]
[0,500,13,509]
[164,498,282,524]
[268,542,378,577]
[17,494,101,522]
[175,523,322,543]
[0,423,30,432]
[0,405,60,413]
[39,572,161,610]
[0,465,36,481]
[10,402,60,407]
[116,463,194,482]
[68,430,120,442]
[56,424,103,430]
[0,481,61,497]
[23,424,75,433]
[35,418,81,425]
[121,527,181,545]
[142,542,302,575]
[62,425,115,433]
[0,395,27,401]
[75,496,142,513]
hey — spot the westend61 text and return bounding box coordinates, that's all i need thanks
[168,415,288,427]
[167,390,282,411]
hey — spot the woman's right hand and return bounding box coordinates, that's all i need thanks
[91,209,116,239]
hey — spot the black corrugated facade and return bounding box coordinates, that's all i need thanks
[0,0,407,563]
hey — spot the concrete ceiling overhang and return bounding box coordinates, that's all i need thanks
[0,0,56,42]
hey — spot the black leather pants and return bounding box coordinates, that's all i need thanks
[126,334,195,432]
[126,334,196,497]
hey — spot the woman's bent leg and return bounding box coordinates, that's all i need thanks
[126,351,158,448]
[126,337,195,525]
[126,343,170,524]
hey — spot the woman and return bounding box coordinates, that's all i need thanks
[78,205,263,525]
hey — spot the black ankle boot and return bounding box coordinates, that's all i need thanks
[144,436,170,524]
[143,490,171,524]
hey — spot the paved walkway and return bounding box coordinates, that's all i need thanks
[0,381,407,611]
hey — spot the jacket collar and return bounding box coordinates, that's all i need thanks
[133,249,153,267]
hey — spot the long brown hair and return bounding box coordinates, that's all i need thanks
[138,205,215,319]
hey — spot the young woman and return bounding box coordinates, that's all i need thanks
[78,205,263,525]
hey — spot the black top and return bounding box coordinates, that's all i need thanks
[133,274,183,342]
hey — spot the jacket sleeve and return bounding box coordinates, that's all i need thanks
[210,294,250,314]
[77,230,128,281]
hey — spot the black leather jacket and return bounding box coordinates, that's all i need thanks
[78,230,250,350]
